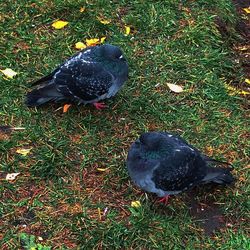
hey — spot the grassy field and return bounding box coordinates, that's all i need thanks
[0,0,249,249]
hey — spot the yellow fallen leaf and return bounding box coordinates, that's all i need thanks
[100,37,106,43]
[75,42,86,50]
[243,7,250,14]
[0,68,17,79]
[225,84,250,95]
[98,207,102,220]
[97,168,108,172]
[85,37,106,46]
[52,20,69,29]
[80,7,86,13]
[225,85,237,95]
[6,173,20,181]
[166,83,184,93]
[240,90,250,95]
[86,38,99,46]
[16,148,32,156]
[97,17,111,25]
[245,79,250,85]
[63,104,71,113]
[124,25,131,36]
[131,201,141,208]
[238,46,248,51]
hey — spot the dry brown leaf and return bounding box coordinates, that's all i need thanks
[63,104,72,113]
[166,83,184,93]
[97,168,108,172]
[6,173,20,181]
[80,7,86,13]
[0,68,17,79]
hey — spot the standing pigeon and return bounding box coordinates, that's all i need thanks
[127,131,234,203]
[25,44,128,109]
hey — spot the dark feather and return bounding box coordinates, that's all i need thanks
[25,82,63,107]
[25,44,128,107]
[127,131,235,198]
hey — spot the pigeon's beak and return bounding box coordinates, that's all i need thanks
[119,55,123,59]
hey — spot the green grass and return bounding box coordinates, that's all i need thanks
[0,0,249,249]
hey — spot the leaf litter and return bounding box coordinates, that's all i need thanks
[0,68,17,78]
[52,20,68,29]
[16,148,32,156]
[6,173,20,181]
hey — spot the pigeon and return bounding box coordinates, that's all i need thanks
[126,131,234,203]
[25,44,128,109]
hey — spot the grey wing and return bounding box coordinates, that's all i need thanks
[160,132,219,163]
[53,58,114,102]
[152,147,206,192]
[160,132,199,153]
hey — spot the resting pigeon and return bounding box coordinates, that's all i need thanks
[25,44,128,109]
[127,131,234,203]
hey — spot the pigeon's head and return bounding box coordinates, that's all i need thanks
[127,141,160,173]
[97,44,126,61]
[139,132,167,151]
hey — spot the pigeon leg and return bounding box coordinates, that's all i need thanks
[93,102,107,110]
[157,195,170,205]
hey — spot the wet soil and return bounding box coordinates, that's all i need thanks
[233,0,250,79]
[186,188,227,236]
[216,0,250,98]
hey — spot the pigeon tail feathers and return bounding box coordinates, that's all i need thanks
[31,71,56,86]
[202,155,232,167]
[25,81,63,107]
[202,167,235,185]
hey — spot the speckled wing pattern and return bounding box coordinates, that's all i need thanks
[53,51,113,103]
[127,131,234,197]
[159,132,197,151]
[151,147,206,192]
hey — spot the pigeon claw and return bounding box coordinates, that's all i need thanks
[157,195,170,205]
[93,102,107,110]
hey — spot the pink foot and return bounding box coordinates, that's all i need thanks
[93,102,107,110]
[157,195,170,205]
